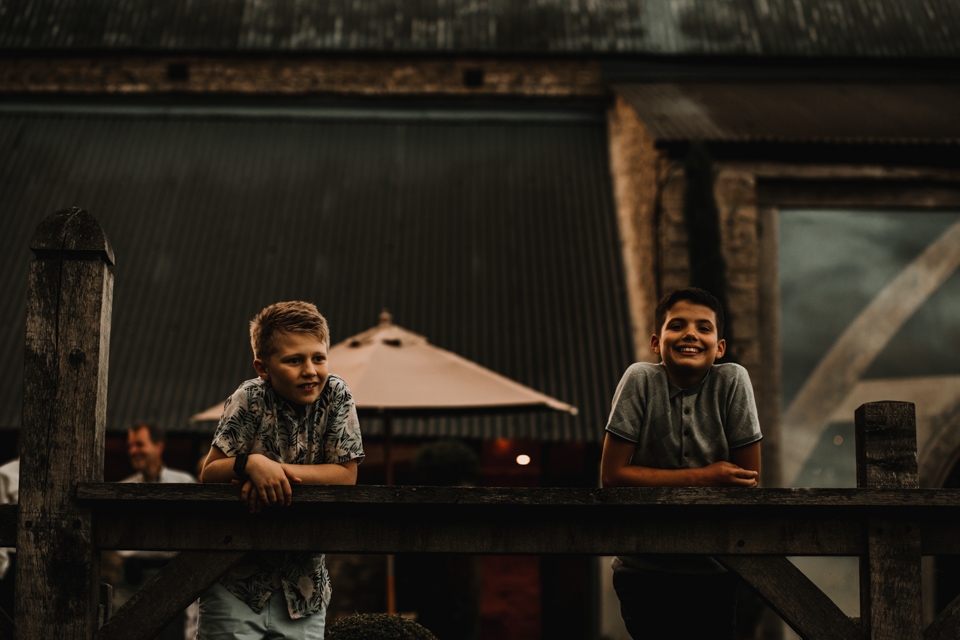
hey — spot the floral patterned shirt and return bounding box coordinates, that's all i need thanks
[211,374,364,619]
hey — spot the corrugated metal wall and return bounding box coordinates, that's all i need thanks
[0,102,633,441]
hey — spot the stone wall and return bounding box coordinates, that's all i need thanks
[606,95,662,362]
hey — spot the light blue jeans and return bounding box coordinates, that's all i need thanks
[198,582,326,639]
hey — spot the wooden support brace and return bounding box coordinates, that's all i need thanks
[718,555,861,640]
[0,607,12,640]
[925,592,960,640]
[96,551,248,640]
[856,401,923,640]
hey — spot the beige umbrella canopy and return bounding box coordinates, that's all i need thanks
[190,310,577,424]
[333,311,577,415]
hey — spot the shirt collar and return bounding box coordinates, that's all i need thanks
[664,364,713,398]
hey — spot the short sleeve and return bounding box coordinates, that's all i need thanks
[605,364,648,444]
[211,380,263,457]
[723,365,763,449]
[322,377,364,464]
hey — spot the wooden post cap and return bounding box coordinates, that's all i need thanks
[30,207,115,265]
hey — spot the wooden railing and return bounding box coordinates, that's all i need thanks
[1,209,959,640]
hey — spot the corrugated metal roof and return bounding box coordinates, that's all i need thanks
[616,82,960,144]
[0,0,957,57]
[0,101,633,442]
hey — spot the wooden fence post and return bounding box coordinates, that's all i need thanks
[16,208,114,639]
[856,401,922,640]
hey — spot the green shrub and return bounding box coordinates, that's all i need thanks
[326,613,438,640]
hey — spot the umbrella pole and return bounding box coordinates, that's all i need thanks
[384,413,396,615]
[384,412,393,486]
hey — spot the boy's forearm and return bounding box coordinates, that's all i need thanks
[604,464,707,488]
[200,457,240,484]
[282,460,358,485]
[602,433,759,488]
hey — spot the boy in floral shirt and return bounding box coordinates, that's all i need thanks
[199,301,364,639]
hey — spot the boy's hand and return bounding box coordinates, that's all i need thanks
[240,454,303,513]
[700,461,759,487]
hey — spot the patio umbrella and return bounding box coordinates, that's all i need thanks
[328,311,577,483]
[190,310,578,480]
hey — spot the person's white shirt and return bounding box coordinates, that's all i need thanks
[116,462,198,639]
[120,465,196,484]
[0,458,20,579]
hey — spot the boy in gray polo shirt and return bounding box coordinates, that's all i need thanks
[601,287,762,640]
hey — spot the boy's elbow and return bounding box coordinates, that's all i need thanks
[337,460,359,485]
[600,468,621,488]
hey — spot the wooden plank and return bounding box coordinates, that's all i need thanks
[88,498,862,555]
[74,482,960,508]
[16,208,114,640]
[72,483,960,555]
[757,179,960,209]
[856,401,923,640]
[925,591,960,640]
[96,551,247,640]
[719,556,861,640]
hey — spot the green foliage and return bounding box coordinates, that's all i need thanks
[326,613,438,640]
[413,439,480,486]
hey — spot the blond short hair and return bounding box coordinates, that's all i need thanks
[249,301,330,359]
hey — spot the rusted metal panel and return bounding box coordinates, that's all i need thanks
[0,0,957,57]
[617,82,960,144]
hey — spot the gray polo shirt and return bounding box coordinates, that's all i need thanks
[605,362,762,573]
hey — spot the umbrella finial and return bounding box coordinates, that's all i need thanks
[379,309,393,327]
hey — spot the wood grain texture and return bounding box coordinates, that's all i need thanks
[95,552,247,640]
[72,482,960,507]
[856,402,923,640]
[925,591,960,640]
[16,208,113,640]
[719,555,861,640]
[70,484,960,555]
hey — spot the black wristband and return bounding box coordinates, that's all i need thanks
[233,453,250,482]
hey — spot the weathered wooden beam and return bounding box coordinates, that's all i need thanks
[925,591,960,640]
[719,556,861,640]
[857,401,923,640]
[17,208,114,640]
[71,484,960,556]
[95,551,247,640]
[90,507,860,555]
[73,483,960,508]
[0,607,12,640]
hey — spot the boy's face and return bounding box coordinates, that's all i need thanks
[651,300,725,388]
[254,331,329,406]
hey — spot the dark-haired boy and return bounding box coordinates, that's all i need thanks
[601,287,762,640]
[199,300,364,639]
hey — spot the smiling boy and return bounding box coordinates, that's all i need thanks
[199,301,364,639]
[601,287,761,640]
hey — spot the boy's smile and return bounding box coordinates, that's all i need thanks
[254,332,329,406]
[651,300,725,389]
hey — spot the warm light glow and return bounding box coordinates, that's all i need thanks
[516,454,531,466]
[833,435,844,446]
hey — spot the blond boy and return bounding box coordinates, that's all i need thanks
[199,301,364,639]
